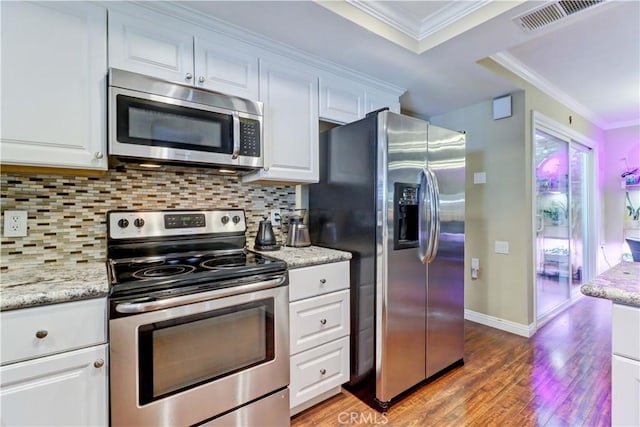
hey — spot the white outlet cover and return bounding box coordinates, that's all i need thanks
[4,210,28,237]
[473,172,486,184]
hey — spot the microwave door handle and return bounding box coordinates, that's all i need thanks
[232,112,240,159]
[427,167,440,263]
[418,169,430,264]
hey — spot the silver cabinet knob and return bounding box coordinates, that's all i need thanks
[320,368,326,375]
[94,359,105,368]
[198,76,205,83]
[185,73,193,80]
[320,318,327,325]
[35,330,48,339]
[320,279,327,284]
[94,152,104,159]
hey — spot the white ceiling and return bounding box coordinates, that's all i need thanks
[180,0,639,130]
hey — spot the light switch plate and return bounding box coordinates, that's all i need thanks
[495,241,509,254]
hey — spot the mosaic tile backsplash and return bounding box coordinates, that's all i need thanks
[0,166,297,271]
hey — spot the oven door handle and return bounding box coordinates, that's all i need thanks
[114,275,286,314]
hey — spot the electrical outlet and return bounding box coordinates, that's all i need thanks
[270,209,281,226]
[4,210,28,237]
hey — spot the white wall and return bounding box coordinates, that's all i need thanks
[600,125,640,271]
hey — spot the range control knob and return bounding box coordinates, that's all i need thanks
[232,215,241,224]
[134,218,145,228]
[221,215,230,225]
[117,218,129,228]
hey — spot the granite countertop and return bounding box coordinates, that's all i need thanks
[250,245,352,268]
[0,262,108,311]
[581,261,640,307]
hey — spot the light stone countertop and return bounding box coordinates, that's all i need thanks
[580,261,640,307]
[250,245,352,268]
[0,262,108,311]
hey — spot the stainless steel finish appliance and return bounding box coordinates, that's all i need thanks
[108,68,263,173]
[107,209,290,426]
[309,110,465,410]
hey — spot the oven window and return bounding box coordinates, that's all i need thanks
[138,299,274,404]
[116,95,233,153]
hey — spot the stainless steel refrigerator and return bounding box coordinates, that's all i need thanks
[309,110,465,411]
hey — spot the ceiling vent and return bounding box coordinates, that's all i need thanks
[514,0,605,32]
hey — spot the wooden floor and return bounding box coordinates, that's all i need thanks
[291,296,612,427]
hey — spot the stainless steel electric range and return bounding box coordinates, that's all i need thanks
[106,209,290,427]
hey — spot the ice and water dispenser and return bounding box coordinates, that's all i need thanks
[393,183,419,249]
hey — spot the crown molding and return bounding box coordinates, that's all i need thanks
[348,1,489,41]
[491,51,609,129]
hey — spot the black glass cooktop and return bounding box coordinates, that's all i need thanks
[107,251,287,297]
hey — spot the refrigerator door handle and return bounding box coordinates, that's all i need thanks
[426,167,440,263]
[418,168,432,264]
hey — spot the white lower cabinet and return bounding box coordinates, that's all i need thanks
[288,261,350,416]
[611,303,640,426]
[0,299,108,426]
[0,344,108,427]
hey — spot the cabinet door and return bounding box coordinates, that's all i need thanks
[244,58,319,184]
[319,74,364,124]
[108,9,194,84]
[612,354,640,427]
[365,87,401,115]
[0,1,107,170]
[0,344,108,427]
[194,33,260,100]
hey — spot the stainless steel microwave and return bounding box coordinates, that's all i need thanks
[108,68,263,173]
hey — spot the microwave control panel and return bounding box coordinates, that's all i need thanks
[239,118,261,157]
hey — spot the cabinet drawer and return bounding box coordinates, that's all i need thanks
[290,290,349,355]
[612,303,640,360]
[1,298,107,365]
[289,261,349,302]
[290,336,349,409]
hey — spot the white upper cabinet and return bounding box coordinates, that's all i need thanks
[319,74,364,124]
[0,1,107,170]
[108,9,260,100]
[243,57,319,184]
[319,72,401,124]
[365,87,402,115]
[108,9,194,85]
[194,33,260,100]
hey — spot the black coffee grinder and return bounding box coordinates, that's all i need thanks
[254,216,280,251]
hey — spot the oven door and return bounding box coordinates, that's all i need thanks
[109,280,289,426]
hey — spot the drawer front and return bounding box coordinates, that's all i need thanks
[290,290,349,355]
[290,336,349,409]
[289,261,349,302]
[612,303,640,360]
[1,298,107,365]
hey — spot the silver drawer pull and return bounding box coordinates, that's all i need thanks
[35,330,48,339]
[320,368,327,375]
[320,319,327,325]
[94,359,105,368]
[320,279,327,284]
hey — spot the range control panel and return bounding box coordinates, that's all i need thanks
[108,210,246,239]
